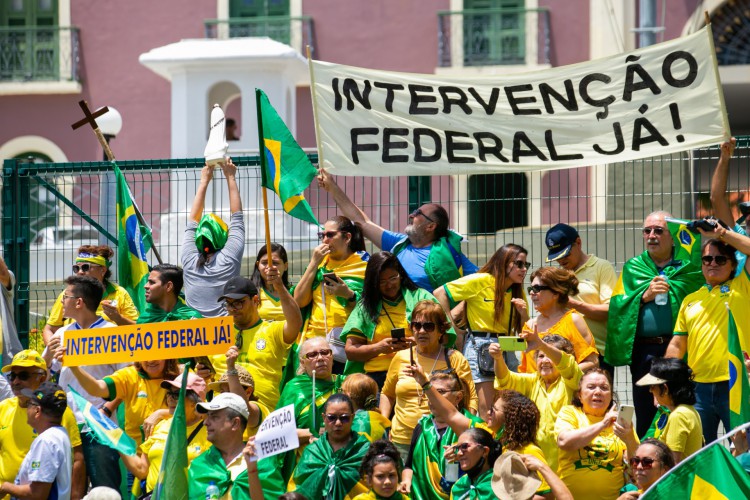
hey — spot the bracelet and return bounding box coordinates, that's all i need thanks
[421,381,432,390]
[226,369,239,376]
[347,293,357,303]
[101,406,112,417]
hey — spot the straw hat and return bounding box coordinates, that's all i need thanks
[491,451,542,500]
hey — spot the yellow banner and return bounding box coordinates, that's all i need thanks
[62,317,233,367]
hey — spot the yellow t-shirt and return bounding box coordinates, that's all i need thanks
[513,443,551,494]
[660,404,703,457]
[673,269,750,383]
[347,298,410,373]
[0,397,83,492]
[103,366,169,445]
[244,400,270,440]
[46,282,140,327]
[305,254,366,338]
[495,351,582,471]
[258,287,285,322]
[140,418,211,493]
[210,320,292,411]
[520,310,598,373]
[381,348,477,445]
[444,273,523,333]
[554,405,627,500]
[572,255,617,355]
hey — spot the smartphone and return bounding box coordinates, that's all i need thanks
[409,345,415,366]
[193,356,215,376]
[391,328,405,341]
[322,272,337,284]
[496,336,528,351]
[617,404,635,427]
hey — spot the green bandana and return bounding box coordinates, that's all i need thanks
[195,213,228,254]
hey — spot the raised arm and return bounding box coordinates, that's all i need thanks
[700,223,750,273]
[433,286,464,342]
[404,363,472,436]
[222,158,242,214]
[294,245,328,308]
[709,138,737,227]
[190,166,214,223]
[266,266,302,343]
[317,168,385,248]
[65,365,110,399]
[488,342,510,382]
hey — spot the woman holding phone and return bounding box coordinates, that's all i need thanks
[341,252,434,385]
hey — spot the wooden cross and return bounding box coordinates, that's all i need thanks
[71,100,116,161]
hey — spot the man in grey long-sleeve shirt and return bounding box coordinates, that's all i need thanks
[181,159,245,317]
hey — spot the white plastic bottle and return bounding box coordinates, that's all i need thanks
[206,481,220,500]
[655,271,669,306]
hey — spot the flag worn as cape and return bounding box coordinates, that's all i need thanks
[449,469,494,500]
[69,387,137,456]
[728,308,750,429]
[642,442,750,499]
[643,405,671,440]
[604,245,704,366]
[153,364,190,500]
[288,432,371,500]
[256,88,319,226]
[187,446,285,500]
[115,163,154,312]
[351,410,391,443]
[136,301,202,324]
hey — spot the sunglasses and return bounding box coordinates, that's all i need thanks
[454,442,475,453]
[629,456,658,469]
[642,226,665,235]
[527,285,553,294]
[325,413,351,424]
[410,321,437,333]
[410,209,435,223]
[317,230,341,240]
[72,263,101,273]
[701,255,729,266]
[8,371,43,382]
[514,260,532,269]
[304,348,333,360]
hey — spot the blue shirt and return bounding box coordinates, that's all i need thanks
[734,224,747,277]
[381,230,478,291]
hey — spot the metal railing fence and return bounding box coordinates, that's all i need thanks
[0,26,80,82]
[204,16,315,54]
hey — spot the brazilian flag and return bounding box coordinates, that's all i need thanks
[728,308,750,429]
[255,88,319,226]
[69,387,136,456]
[114,163,153,312]
[152,364,190,500]
[642,442,750,499]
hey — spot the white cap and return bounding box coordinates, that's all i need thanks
[196,392,249,419]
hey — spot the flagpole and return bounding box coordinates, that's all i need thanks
[306,45,326,177]
[255,89,275,292]
[311,369,317,435]
[703,16,731,141]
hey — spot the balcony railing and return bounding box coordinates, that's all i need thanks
[437,8,550,68]
[0,26,80,82]
[204,16,315,54]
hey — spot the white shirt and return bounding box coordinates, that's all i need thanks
[14,426,72,500]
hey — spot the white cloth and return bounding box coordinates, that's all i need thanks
[13,426,72,500]
[0,373,12,402]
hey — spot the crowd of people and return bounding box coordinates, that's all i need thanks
[0,140,749,500]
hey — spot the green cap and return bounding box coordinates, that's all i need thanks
[195,213,229,255]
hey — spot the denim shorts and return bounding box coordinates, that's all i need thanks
[462,334,519,384]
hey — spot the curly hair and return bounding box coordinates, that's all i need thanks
[77,244,115,281]
[359,439,402,477]
[501,393,540,451]
[573,368,618,411]
[478,244,528,332]
[530,266,579,306]
[341,373,379,411]
[537,334,575,358]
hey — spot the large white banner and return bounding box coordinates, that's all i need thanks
[310,26,729,176]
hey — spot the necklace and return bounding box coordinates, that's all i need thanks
[416,348,443,406]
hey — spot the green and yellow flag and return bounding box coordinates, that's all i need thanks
[728,307,750,429]
[642,442,750,499]
[666,217,702,267]
[115,163,153,312]
[153,364,190,500]
[69,387,137,456]
[256,88,319,226]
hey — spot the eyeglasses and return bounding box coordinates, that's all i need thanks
[701,255,729,266]
[166,391,181,400]
[379,275,401,286]
[514,260,532,270]
[72,263,101,273]
[642,226,665,235]
[410,209,435,223]
[8,371,43,382]
[629,456,658,469]
[527,285,553,294]
[224,298,248,310]
[317,230,341,240]
[325,413,351,424]
[410,321,437,333]
[62,294,79,301]
[304,348,333,360]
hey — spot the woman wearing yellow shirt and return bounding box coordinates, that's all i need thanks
[251,243,291,322]
[555,369,639,500]
[490,330,582,471]
[295,216,369,373]
[520,267,598,374]
[42,245,139,343]
[121,371,211,496]
[635,358,703,462]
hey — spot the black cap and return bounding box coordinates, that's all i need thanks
[737,201,750,225]
[545,224,579,262]
[217,276,258,302]
[21,382,67,417]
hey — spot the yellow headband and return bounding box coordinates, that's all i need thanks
[76,254,109,268]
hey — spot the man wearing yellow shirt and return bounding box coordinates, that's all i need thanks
[0,350,85,500]
[201,269,302,410]
[666,223,750,443]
